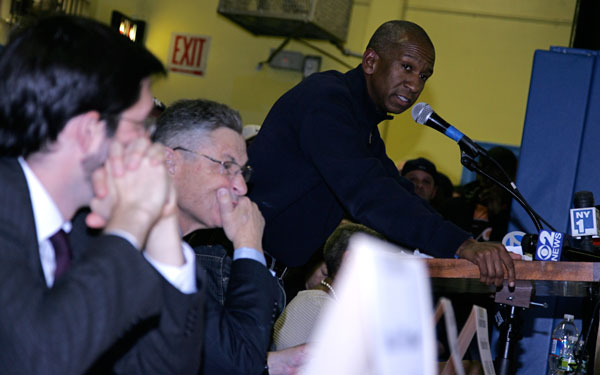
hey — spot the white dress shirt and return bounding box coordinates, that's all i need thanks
[19,158,197,293]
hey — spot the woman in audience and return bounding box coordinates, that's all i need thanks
[271,222,384,350]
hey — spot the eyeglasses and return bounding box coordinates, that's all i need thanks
[173,146,252,182]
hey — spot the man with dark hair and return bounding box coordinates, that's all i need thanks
[249,20,519,287]
[153,98,305,375]
[0,15,204,373]
[400,157,438,203]
[0,16,163,156]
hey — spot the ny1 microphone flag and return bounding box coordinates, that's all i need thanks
[534,230,564,261]
[569,207,600,237]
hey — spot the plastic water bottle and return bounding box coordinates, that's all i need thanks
[548,314,579,374]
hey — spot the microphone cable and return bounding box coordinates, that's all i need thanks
[477,151,557,232]
[460,152,544,232]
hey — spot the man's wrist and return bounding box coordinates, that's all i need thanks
[144,242,197,294]
[233,239,263,252]
[104,228,141,250]
[105,207,157,247]
[145,215,185,266]
[233,247,267,267]
[455,237,476,258]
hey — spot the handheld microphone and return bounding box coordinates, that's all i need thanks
[521,231,600,262]
[520,233,538,255]
[411,102,486,157]
[569,191,600,253]
[533,230,564,261]
[521,231,566,261]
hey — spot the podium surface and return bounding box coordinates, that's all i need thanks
[425,259,600,374]
[426,259,599,297]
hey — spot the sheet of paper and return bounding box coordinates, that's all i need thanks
[300,234,436,375]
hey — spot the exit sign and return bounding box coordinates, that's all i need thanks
[167,32,211,76]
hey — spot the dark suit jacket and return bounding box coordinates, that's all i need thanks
[0,157,205,374]
[185,234,280,375]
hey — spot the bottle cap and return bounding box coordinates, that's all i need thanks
[564,314,574,320]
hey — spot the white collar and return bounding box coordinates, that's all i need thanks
[18,157,71,243]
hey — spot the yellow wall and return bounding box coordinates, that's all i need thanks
[2,0,575,183]
[0,0,14,44]
[383,0,575,182]
[88,0,367,124]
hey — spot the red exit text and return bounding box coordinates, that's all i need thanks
[167,33,211,76]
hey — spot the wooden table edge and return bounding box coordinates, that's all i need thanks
[425,259,600,282]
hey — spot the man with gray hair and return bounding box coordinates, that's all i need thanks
[153,99,304,374]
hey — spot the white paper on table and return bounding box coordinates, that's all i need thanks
[505,245,532,261]
[300,234,436,375]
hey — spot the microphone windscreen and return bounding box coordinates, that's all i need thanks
[573,191,594,208]
[411,102,432,124]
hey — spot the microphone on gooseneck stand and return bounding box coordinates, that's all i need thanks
[411,102,488,158]
[411,102,549,233]
[411,102,525,208]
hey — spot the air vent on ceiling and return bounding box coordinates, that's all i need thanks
[217,0,353,44]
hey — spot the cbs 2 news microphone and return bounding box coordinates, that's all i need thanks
[534,231,565,261]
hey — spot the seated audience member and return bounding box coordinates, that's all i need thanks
[0,15,204,373]
[152,99,303,374]
[272,222,384,351]
[304,259,328,290]
[399,158,455,212]
[400,157,438,204]
[441,146,518,241]
[280,247,328,302]
[432,172,456,214]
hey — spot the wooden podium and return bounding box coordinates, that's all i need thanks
[425,259,600,374]
[426,259,600,284]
